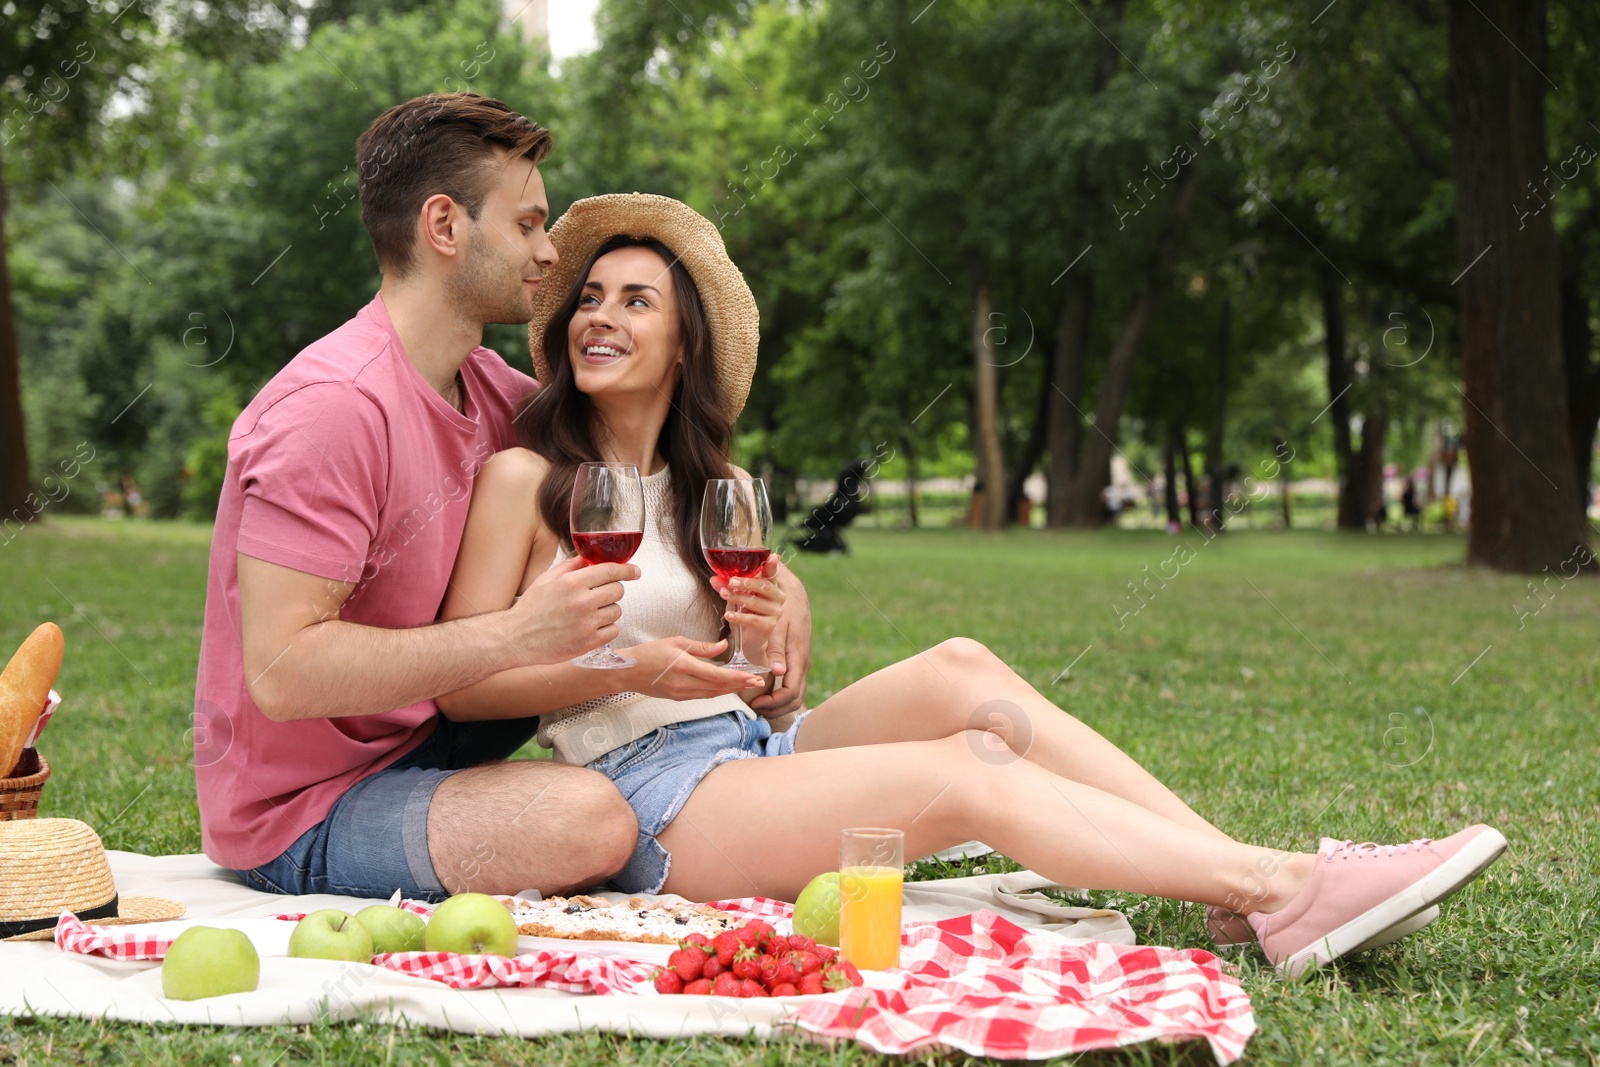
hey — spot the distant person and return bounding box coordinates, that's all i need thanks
[1102,484,1123,525]
[1401,480,1421,531]
[439,192,1507,978]
[793,459,870,554]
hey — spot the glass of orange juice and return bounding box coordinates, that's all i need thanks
[839,827,904,970]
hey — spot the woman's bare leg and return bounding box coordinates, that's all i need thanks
[794,638,1230,841]
[658,731,1310,907]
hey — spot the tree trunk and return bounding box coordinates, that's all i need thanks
[1045,267,1091,527]
[1322,274,1362,529]
[0,160,33,528]
[1275,436,1293,528]
[1560,265,1599,509]
[1207,296,1231,532]
[1164,423,1182,528]
[972,284,1007,530]
[901,431,920,529]
[1005,355,1051,523]
[1180,426,1200,528]
[1448,0,1592,570]
[1056,290,1159,526]
[1359,405,1389,526]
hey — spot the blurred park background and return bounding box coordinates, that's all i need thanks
[0,0,1596,574]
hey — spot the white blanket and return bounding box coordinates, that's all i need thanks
[0,852,1134,1039]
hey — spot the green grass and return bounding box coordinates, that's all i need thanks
[4,517,1598,1065]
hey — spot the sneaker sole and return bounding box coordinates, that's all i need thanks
[1279,827,1507,978]
[1212,904,1440,954]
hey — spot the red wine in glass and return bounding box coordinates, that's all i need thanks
[705,547,770,581]
[570,462,644,670]
[572,530,644,566]
[700,478,773,675]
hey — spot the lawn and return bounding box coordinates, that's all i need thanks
[2,517,1596,1065]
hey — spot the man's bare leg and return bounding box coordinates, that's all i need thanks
[427,761,638,895]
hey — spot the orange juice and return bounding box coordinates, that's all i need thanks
[839,865,903,970]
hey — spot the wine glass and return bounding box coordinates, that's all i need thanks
[700,478,773,675]
[569,462,644,669]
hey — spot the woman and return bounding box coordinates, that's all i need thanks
[438,194,1504,978]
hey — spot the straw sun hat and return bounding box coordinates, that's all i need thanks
[528,192,760,423]
[0,818,184,941]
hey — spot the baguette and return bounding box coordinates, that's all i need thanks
[0,623,64,777]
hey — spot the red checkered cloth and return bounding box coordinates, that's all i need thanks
[54,913,178,961]
[53,899,1253,1061]
[790,911,1255,1064]
[52,900,436,961]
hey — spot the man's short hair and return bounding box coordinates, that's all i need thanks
[355,93,552,277]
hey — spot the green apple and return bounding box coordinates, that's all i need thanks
[355,905,426,954]
[288,909,374,963]
[422,892,518,957]
[162,926,260,1001]
[794,871,842,946]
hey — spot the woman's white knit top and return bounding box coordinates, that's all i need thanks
[535,466,749,765]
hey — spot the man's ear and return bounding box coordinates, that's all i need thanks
[418,193,464,261]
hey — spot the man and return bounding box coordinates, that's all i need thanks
[194,93,810,902]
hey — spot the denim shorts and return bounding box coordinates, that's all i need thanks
[236,714,541,903]
[589,710,808,894]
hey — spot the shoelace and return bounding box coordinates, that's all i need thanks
[1325,838,1434,862]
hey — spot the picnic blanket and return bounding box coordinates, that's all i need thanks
[0,851,1256,1063]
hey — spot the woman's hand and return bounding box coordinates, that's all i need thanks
[710,557,786,665]
[615,636,767,700]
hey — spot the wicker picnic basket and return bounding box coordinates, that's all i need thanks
[0,753,49,820]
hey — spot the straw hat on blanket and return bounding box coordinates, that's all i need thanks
[0,818,184,941]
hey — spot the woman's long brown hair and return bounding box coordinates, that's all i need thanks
[514,235,734,603]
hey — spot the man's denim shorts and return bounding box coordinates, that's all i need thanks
[236,715,540,903]
[588,709,807,895]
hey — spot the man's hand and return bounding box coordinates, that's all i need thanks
[749,559,811,718]
[506,555,638,665]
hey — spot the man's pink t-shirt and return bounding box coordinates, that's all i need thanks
[194,293,535,871]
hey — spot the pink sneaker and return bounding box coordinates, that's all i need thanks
[1247,825,1507,978]
[1208,903,1441,953]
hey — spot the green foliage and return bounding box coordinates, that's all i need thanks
[8,0,1596,523]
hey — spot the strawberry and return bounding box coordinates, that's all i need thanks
[712,929,744,966]
[745,920,776,947]
[737,977,767,998]
[667,946,708,982]
[731,945,763,981]
[823,962,864,990]
[772,953,804,986]
[683,977,712,995]
[797,971,825,996]
[700,956,724,979]
[791,950,822,976]
[711,972,740,997]
[653,969,684,995]
[682,932,713,951]
[786,935,816,954]
[813,944,838,966]
[769,981,799,997]
[755,953,781,986]
[764,934,791,955]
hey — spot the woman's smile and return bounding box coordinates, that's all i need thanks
[580,337,631,365]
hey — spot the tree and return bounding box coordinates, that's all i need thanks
[1448,0,1593,571]
[2,1,157,524]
